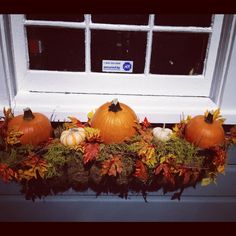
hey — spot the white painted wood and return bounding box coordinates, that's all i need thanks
[0,46,9,112]
[23,70,209,96]
[9,15,28,92]
[144,14,154,75]
[13,91,218,123]
[24,19,212,33]
[0,15,15,112]
[85,14,91,72]
[24,20,86,29]
[220,16,236,123]
[203,15,224,88]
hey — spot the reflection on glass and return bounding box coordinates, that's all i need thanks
[155,14,212,27]
[26,14,84,22]
[92,14,149,25]
[150,32,209,75]
[91,30,147,73]
[26,26,85,71]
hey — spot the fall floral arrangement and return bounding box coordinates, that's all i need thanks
[0,99,235,201]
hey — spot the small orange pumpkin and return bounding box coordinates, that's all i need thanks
[184,112,225,149]
[7,108,52,146]
[90,99,138,144]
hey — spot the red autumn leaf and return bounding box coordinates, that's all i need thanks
[101,155,123,177]
[141,117,151,130]
[155,163,175,185]
[211,146,226,167]
[0,163,17,182]
[181,169,191,185]
[133,160,148,181]
[83,143,100,164]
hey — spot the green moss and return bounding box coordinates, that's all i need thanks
[153,137,204,167]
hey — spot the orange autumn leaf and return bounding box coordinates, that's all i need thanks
[83,143,100,164]
[0,163,17,182]
[18,154,49,180]
[133,160,148,182]
[101,155,123,177]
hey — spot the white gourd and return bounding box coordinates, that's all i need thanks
[152,125,173,142]
[60,127,86,147]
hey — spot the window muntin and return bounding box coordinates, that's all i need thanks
[10,14,224,97]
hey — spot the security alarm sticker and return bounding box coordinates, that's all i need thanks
[102,60,133,73]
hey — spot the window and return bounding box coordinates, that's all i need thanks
[10,14,223,96]
[1,14,235,123]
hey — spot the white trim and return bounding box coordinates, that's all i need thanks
[13,91,219,123]
[214,15,236,107]
[24,20,86,29]
[0,15,15,108]
[144,14,154,75]
[24,19,212,33]
[22,70,210,96]
[85,14,91,72]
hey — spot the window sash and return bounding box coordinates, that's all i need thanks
[10,14,224,97]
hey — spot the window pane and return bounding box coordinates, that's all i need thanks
[150,32,209,75]
[91,30,147,73]
[92,14,149,25]
[155,14,212,27]
[26,14,84,22]
[26,27,85,71]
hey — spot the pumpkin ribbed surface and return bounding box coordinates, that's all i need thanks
[60,128,86,147]
[7,110,52,146]
[185,115,225,149]
[91,100,138,144]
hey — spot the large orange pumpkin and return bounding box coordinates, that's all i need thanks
[90,99,138,144]
[184,112,225,149]
[7,108,52,146]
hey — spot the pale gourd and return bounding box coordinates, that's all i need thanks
[153,125,173,142]
[60,128,86,147]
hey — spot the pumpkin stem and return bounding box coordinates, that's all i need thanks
[108,99,122,113]
[23,108,35,121]
[205,112,214,124]
[162,123,166,130]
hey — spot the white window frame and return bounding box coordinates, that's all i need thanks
[10,14,223,97]
[1,14,236,124]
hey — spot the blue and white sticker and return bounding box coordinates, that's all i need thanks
[102,60,133,73]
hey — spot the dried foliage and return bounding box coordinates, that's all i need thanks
[0,108,233,201]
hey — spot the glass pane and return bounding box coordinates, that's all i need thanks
[155,14,212,27]
[91,30,147,73]
[26,26,85,71]
[92,14,149,25]
[150,32,209,75]
[26,14,84,22]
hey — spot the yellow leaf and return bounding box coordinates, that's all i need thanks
[217,165,225,174]
[204,108,225,124]
[138,144,156,167]
[84,127,101,142]
[201,177,213,186]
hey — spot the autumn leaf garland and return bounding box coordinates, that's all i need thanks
[0,107,234,201]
